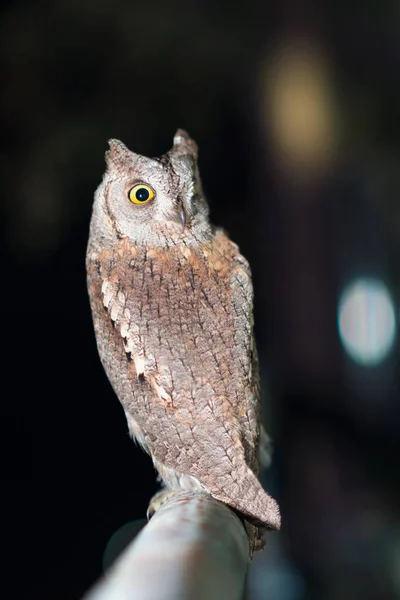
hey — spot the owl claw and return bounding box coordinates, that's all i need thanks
[147,489,180,519]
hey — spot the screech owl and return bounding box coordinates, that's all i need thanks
[86,130,280,554]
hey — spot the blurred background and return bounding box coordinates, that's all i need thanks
[2,0,399,598]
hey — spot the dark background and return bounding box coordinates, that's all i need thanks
[2,1,399,598]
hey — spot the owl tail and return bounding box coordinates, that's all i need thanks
[211,467,281,531]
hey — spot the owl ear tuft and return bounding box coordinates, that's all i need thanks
[172,129,198,160]
[105,139,133,172]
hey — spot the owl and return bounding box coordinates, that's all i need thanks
[86,130,280,554]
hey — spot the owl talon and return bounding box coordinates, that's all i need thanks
[147,489,181,520]
[244,522,266,557]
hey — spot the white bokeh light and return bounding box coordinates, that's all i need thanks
[338,278,396,366]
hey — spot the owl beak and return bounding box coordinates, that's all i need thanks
[176,199,188,229]
[179,207,187,228]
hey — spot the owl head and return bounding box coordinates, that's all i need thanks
[90,130,212,247]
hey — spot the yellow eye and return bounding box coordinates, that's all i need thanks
[128,184,155,205]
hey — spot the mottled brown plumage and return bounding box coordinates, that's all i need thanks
[86,130,280,555]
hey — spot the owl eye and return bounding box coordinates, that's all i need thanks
[128,184,155,205]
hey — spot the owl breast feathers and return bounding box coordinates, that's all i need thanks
[86,130,280,536]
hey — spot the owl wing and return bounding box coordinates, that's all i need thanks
[228,248,262,475]
[87,238,279,529]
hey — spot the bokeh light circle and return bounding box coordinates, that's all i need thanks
[338,278,396,366]
[103,519,146,573]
